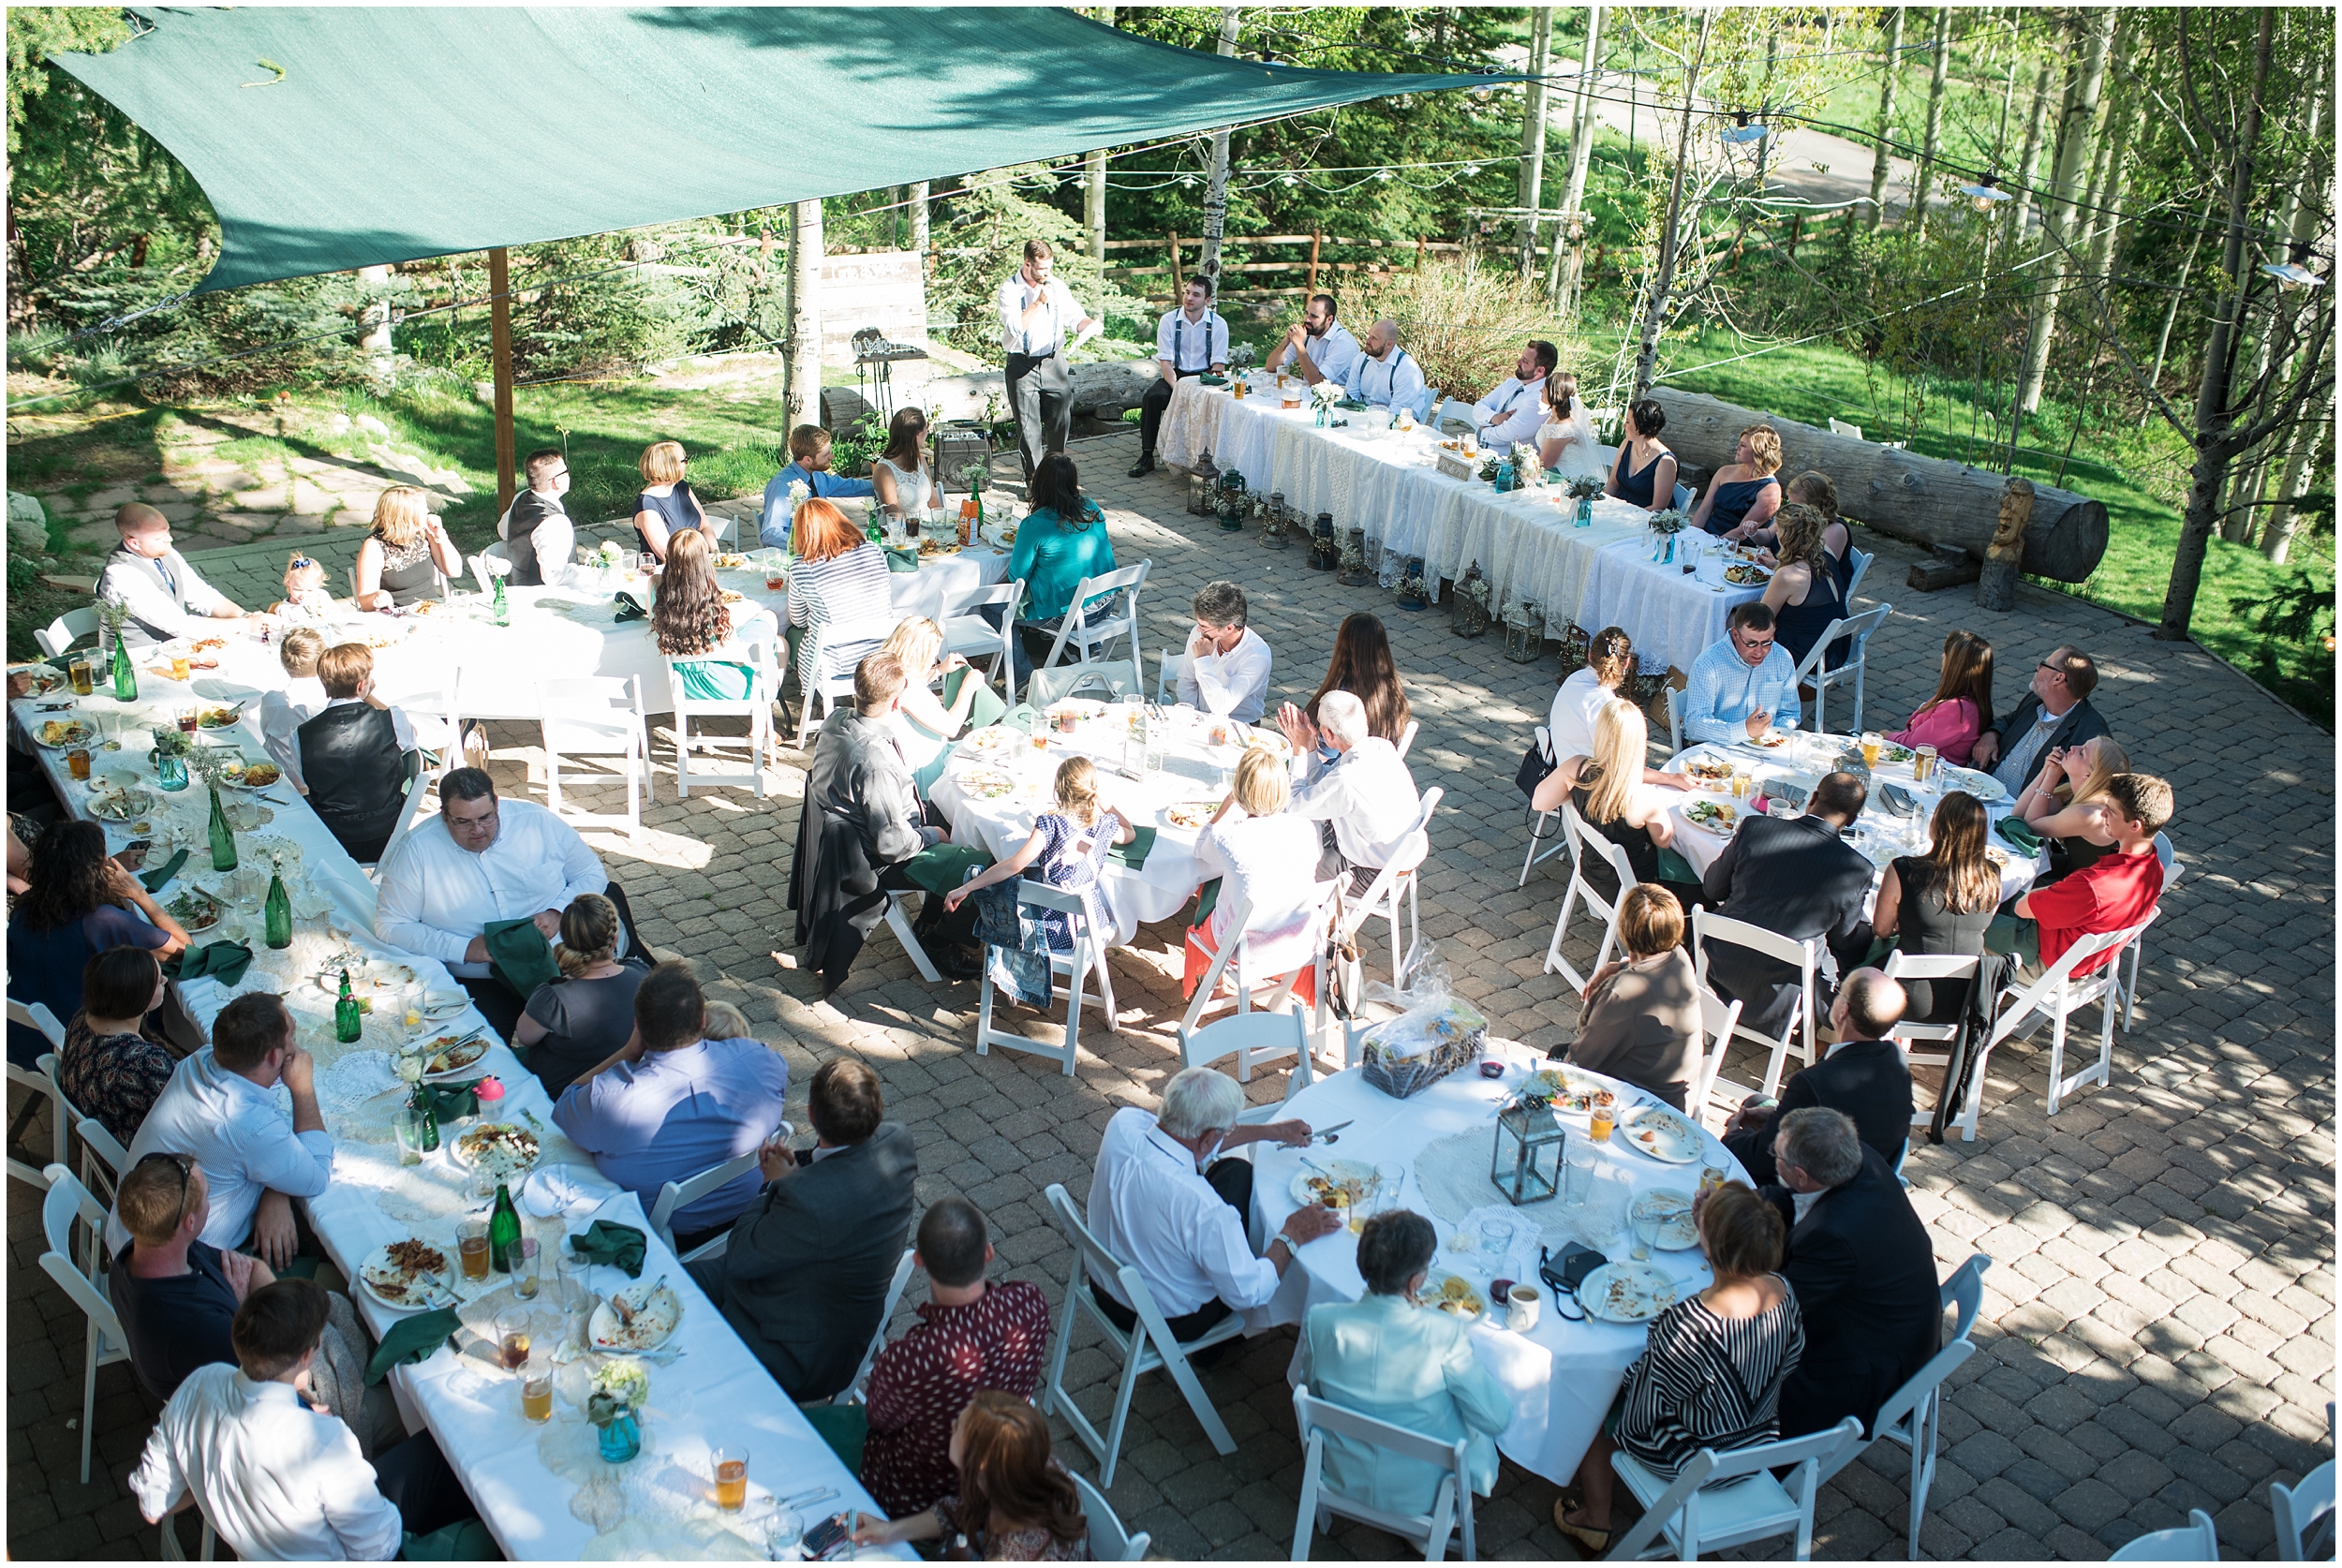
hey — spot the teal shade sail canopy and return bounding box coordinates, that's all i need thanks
[56,7,1509,292]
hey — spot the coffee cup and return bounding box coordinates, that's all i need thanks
[1506,1284,1542,1333]
[1489,1278,1514,1306]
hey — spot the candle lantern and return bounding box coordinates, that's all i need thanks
[1490,1101,1565,1206]
[1394,555,1431,611]
[1451,562,1492,638]
[1260,496,1292,550]
[1502,599,1544,663]
[1336,526,1372,586]
[1309,512,1340,570]
[1186,450,1221,516]
[1216,468,1249,531]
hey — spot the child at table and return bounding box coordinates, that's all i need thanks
[270,553,334,619]
[943,756,1133,950]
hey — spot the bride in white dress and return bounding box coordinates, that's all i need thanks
[1535,372,1604,479]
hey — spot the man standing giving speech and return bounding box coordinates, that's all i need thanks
[997,240,1100,481]
[1130,276,1228,478]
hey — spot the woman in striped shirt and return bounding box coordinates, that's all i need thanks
[786,498,896,704]
[1556,1182,1806,1553]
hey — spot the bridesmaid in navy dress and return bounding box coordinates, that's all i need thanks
[1760,504,1849,671]
[1689,422,1784,538]
[1605,398,1681,511]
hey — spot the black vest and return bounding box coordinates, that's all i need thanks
[506,492,559,586]
[297,703,408,862]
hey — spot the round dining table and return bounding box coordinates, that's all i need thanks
[1244,1040,1751,1489]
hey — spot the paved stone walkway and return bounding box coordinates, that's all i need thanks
[8,426,2332,1561]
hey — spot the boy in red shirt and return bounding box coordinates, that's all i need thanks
[1995,772,2173,982]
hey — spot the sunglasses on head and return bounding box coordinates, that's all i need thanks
[136,1151,194,1226]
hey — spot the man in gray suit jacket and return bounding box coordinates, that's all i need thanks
[687,1058,916,1400]
[1969,645,2112,796]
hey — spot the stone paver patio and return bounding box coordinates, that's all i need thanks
[8,425,2334,1561]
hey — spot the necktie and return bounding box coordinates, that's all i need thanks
[156,556,177,599]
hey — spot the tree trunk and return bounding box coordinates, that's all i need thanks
[2139,205,2208,423]
[358,263,394,384]
[1912,8,1952,240]
[1867,8,1904,231]
[1516,5,1554,275]
[1555,2,1605,313]
[908,181,929,271]
[1631,10,1713,400]
[1198,7,1243,286]
[2261,407,2330,564]
[1648,388,2111,580]
[489,248,515,517]
[2006,62,2053,250]
[1085,6,1113,265]
[2013,7,2116,417]
[2083,75,2142,290]
[786,198,823,430]
[2159,8,2274,642]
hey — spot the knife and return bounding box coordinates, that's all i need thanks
[1308,1120,1355,1144]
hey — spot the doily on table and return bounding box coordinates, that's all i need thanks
[531,1389,773,1560]
[1411,1128,1630,1253]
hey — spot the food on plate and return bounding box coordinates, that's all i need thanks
[361,1239,451,1304]
[1598,1266,1679,1321]
[197,704,244,729]
[453,1122,541,1175]
[1682,757,1734,787]
[1624,1108,1699,1161]
[1684,799,1737,830]
[718,589,745,604]
[593,1280,682,1351]
[239,762,282,787]
[167,889,223,930]
[1749,731,1789,748]
[188,637,227,653]
[37,719,94,748]
[16,668,64,696]
[1423,1272,1486,1318]
[1534,1068,1618,1114]
[961,728,1014,752]
[956,767,1015,801]
[917,536,961,557]
[714,553,749,570]
[1163,801,1215,830]
[1304,1175,1366,1208]
[424,1036,488,1075]
[89,789,155,821]
[1633,1191,1701,1250]
[1875,742,1914,764]
[1723,563,1771,585]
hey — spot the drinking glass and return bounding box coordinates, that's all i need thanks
[496,1308,533,1370]
[1729,772,1751,800]
[1564,1137,1598,1206]
[1631,1211,1661,1261]
[393,1109,427,1167]
[67,659,93,696]
[521,1355,554,1424]
[513,1237,541,1299]
[458,1220,491,1281]
[170,655,191,683]
[765,1509,805,1561]
[67,747,90,781]
[714,1446,750,1512]
[175,705,199,734]
[1860,731,1883,768]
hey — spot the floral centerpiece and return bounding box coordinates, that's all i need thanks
[1646,507,1691,535]
[1512,447,1545,489]
[1310,380,1342,427]
[1228,342,1258,375]
[588,1359,651,1462]
[596,539,624,570]
[150,724,193,791]
[96,599,138,700]
[1563,470,1606,527]
[185,744,242,871]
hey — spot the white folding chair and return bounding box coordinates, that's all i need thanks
[1608,1415,1865,1561]
[1292,1383,1478,1562]
[156,1501,219,1561]
[1037,560,1149,674]
[1541,801,1636,992]
[1025,659,1142,708]
[1692,908,1823,1098]
[1519,729,1569,888]
[1179,998,1315,1091]
[1843,545,1875,606]
[1817,1254,1993,1558]
[74,1112,130,1211]
[1395,717,1418,759]
[1314,789,1442,1030]
[2115,834,2180,1032]
[39,1163,132,1485]
[36,608,98,659]
[2110,1509,2220,1561]
[1409,384,1442,422]
[1788,602,1891,735]
[1882,950,1983,1129]
[1071,1472,1150,1561]
[6,1001,68,1190]
[1154,648,1191,704]
[1828,416,1864,439]
[972,882,1118,1078]
[1663,685,1684,752]
[357,761,437,881]
[1672,481,1696,513]
[1038,1181,1241,1486]
[882,892,944,984]
[940,576,1024,706]
[667,633,778,797]
[2273,1458,2336,1561]
[1950,923,2144,1140]
[645,1146,766,1254]
[1689,990,1745,1131]
[829,1246,919,1408]
[1176,890,1321,1050]
[538,675,650,835]
[351,563,450,601]
[793,668,858,751]
[470,542,511,593]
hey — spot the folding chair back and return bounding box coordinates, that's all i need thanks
[1843,546,1875,605]
[471,543,511,593]
[940,576,1024,706]
[40,1163,131,1483]
[1026,659,1143,709]
[1072,1472,1150,1561]
[1395,718,1419,759]
[667,632,778,797]
[1883,949,1983,1126]
[1039,561,1149,673]
[645,1147,765,1253]
[1827,416,1864,439]
[538,675,649,834]
[1672,481,1696,513]
[2115,832,2181,1032]
[973,880,1118,1078]
[1691,990,1743,1128]
[2273,1459,2336,1561]
[1154,648,1190,705]
[361,759,438,880]
[1664,685,1684,752]
[1952,923,2141,1138]
[1176,889,1320,1048]
[1292,1383,1476,1561]
[2109,1509,2219,1561]
[1692,908,1821,1097]
[1181,998,1313,1089]
[1608,1415,1865,1561]
[1789,602,1891,734]
[1542,801,1638,992]
[1519,726,1568,887]
[37,608,98,659]
[832,1247,918,1406]
[7,1002,68,1189]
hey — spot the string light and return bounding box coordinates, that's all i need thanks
[1959,174,2014,213]
[2263,244,2326,290]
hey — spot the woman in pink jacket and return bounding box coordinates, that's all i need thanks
[1887,629,1994,765]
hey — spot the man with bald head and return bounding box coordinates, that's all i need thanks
[1340,318,1427,414]
[1721,967,1916,1184]
[97,504,245,646]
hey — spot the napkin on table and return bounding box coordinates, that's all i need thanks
[365,1307,460,1384]
[139,848,191,894]
[568,1219,646,1278]
[1108,824,1158,870]
[521,1164,600,1219]
[899,843,993,897]
[883,546,921,573]
[166,940,253,985]
[415,1079,483,1122]
[941,667,1010,732]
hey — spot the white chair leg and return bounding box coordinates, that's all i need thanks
[1545,870,1588,985]
[1060,939,1086,1069]
[81,1324,98,1485]
[674,719,691,800]
[1098,1331,1149,1487]
[886,897,943,984]
[975,953,998,1058]
[2045,999,2070,1116]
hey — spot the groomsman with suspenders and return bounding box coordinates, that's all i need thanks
[996,240,1101,481]
[1130,276,1229,477]
[1341,318,1428,413]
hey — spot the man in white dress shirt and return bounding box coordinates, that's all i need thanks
[1271,292,1363,388]
[1341,318,1428,412]
[375,766,636,1037]
[1283,689,1422,895]
[1130,276,1229,478]
[1086,1067,1338,1354]
[1469,340,1558,451]
[500,447,576,587]
[97,504,246,646]
[1177,581,1272,724]
[997,239,1101,481]
[107,993,332,1268]
[133,1279,478,1560]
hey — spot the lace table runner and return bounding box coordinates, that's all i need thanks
[1411,1128,1631,1255]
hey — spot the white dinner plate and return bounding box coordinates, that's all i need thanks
[1579,1262,1682,1324]
[1632,1189,1701,1250]
[357,1241,458,1312]
[1936,764,2008,803]
[1620,1107,1701,1164]
[590,1280,683,1353]
[1288,1160,1391,1210]
[1418,1269,1488,1323]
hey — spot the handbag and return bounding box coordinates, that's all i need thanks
[1322,886,1364,1021]
[1515,736,1557,801]
[1539,1242,1610,1322]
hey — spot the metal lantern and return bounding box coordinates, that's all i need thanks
[1260,496,1292,550]
[1451,562,1492,638]
[1186,449,1221,516]
[1216,468,1249,531]
[1502,599,1544,663]
[1309,512,1340,571]
[1336,526,1372,586]
[1491,1102,1566,1206]
[1395,555,1431,611]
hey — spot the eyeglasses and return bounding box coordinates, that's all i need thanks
[1735,632,1776,650]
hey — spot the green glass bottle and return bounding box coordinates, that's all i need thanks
[489,1180,522,1272]
[866,510,883,544]
[412,1087,439,1153]
[262,865,292,950]
[110,633,138,701]
[491,572,510,626]
[207,785,238,873]
[334,968,363,1043]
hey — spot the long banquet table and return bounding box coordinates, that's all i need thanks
[1157,375,1763,672]
[1248,1041,1749,1488]
[8,666,907,1560]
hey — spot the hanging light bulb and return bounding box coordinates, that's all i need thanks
[1282,174,1300,187]
[1720,111,1767,145]
[1180,175,1196,189]
[2263,243,2327,290]
[1959,173,2014,214]
[1375,170,1393,182]
[1462,164,1482,177]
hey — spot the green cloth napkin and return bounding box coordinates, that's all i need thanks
[802,1404,869,1472]
[899,842,994,896]
[884,546,921,573]
[943,666,1010,732]
[610,591,647,622]
[365,1307,459,1384]
[1108,824,1158,870]
[568,1220,647,1279]
[415,1078,482,1122]
[1197,374,1229,387]
[482,918,559,997]
[1192,875,1223,925]
[1995,818,2044,855]
[1653,847,1701,885]
[165,940,253,985]
[139,847,190,894]
[1002,703,1039,733]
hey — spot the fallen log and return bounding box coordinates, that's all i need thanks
[1647,388,2109,583]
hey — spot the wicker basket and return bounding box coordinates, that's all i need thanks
[1360,1000,1490,1100]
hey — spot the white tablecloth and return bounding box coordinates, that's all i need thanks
[1246,1041,1749,1488]
[1156,377,1760,672]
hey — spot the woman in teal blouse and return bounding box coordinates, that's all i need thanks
[654,529,763,700]
[1004,455,1117,683]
